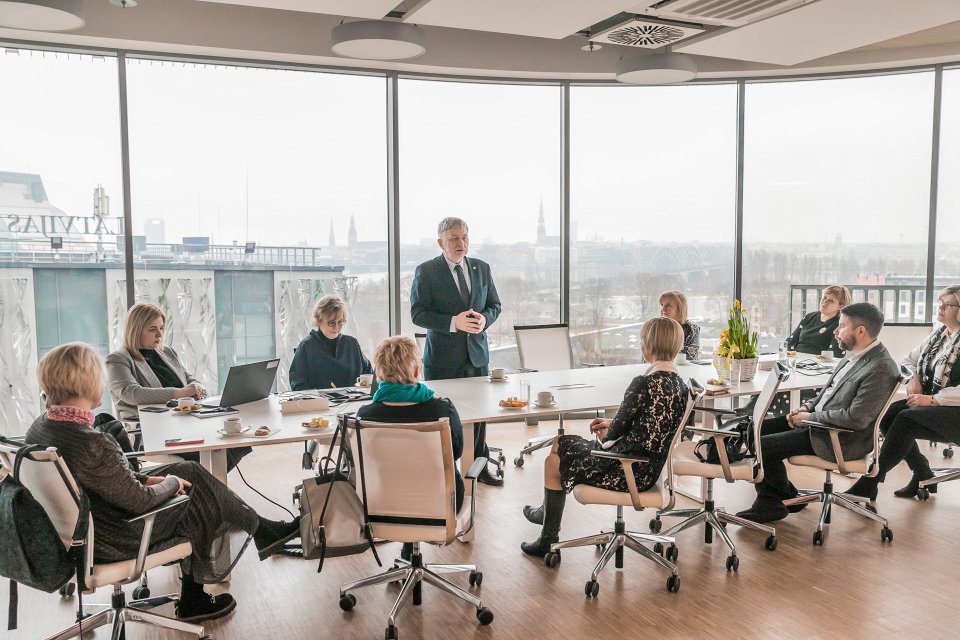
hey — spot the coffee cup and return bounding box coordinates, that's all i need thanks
[177,397,194,409]
[820,350,834,361]
[490,368,506,380]
[537,391,555,406]
[356,373,373,387]
[222,417,242,434]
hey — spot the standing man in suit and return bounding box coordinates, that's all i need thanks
[411,217,503,486]
[736,302,899,523]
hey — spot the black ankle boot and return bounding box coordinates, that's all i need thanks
[254,516,302,560]
[175,575,237,622]
[522,504,543,525]
[400,543,413,562]
[894,469,937,498]
[521,488,565,558]
[844,476,879,501]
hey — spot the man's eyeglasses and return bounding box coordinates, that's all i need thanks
[937,299,960,309]
[325,319,347,328]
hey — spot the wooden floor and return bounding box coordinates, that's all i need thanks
[6,417,959,639]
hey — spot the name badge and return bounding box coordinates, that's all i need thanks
[818,328,827,334]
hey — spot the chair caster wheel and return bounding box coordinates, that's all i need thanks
[498,452,506,465]
[201,635,215,640]
[653,542,663,555]
[918,488,930,500]
[944,448,954,459]
[764,535,778,551]
[813,530,824,546]
[514,457,524,467]
[584,580,599,597]
[59,583,76,597]
[665,545,678,562]
[880,527,893,543]
[339,594,357,611]
[725,555,739,571]
[385,624,398,639]
[544,551,561,568]
[666,575,680,593]
[469,571,483,587]
[477,607,494,625]
[132,586,150,599]
[649,518,662,533]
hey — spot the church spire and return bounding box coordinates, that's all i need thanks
[348,214,358,246]
[328,219,336,247]
[536,196,546,244]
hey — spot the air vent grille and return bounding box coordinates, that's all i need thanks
[591,18,703,49]
[646,0,814,28]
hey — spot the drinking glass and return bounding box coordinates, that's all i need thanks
[519,380,531,405]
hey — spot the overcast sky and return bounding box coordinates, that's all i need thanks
[1,51,957,249]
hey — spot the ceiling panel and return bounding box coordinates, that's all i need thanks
[195,0,400,20]
[404,0,635,40]
[675,0,960,66]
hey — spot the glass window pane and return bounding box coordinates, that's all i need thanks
[398,79,562,368]
[125,60,388,392]
[570,84,738,364]
[743,72,934,352]
[0,51,122,430]
[936,69,960,300]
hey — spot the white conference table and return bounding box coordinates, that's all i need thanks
[139,355,837,543]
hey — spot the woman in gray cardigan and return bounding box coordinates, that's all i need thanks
[26,343,300,622]
[106,302,249,470]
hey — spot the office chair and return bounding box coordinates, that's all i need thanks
[337,418,493,639]
[513,323,603,467]
[653,363,789,571]
[544,381,701,596]
[783,364,913,545]
[0,442,212,640]
[920,441,960,497]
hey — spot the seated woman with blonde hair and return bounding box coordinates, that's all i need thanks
[26,343,299,623]
[521,317,689,557]
[659,290,699,360]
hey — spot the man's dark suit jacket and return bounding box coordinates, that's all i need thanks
[411,255,501,379]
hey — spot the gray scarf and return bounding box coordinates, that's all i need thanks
[918,326,960,394]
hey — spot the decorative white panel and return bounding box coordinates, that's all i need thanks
[107,270,219,392]
[0,269,39,435]
[273,273,338,392]
[195,0,400,19]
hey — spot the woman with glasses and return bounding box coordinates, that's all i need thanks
[289,295,373,391]
[846,284,960,500]
[786,285,851,357]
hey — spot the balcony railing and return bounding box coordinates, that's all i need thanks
[789,284,930,328]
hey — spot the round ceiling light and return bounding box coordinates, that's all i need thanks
[0,0,84,31]
[331,20,426,61]
[616,53,697,85]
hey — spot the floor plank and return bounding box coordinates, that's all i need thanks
[5,418,958,639]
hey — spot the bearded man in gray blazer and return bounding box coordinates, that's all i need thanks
[737,302,900,523]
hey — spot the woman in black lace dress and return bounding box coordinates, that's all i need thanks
[521,317,689,557]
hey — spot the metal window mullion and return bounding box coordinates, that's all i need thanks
[117,51,135,309]
[560,82,571,325]
[734,80,745,302]
[926,65,943,324]
[386,72,401,335]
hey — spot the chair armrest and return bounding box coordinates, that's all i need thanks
[589,450,650,464]
[800,420,854,432]
[697,406,741,417]
[124,494,190,523]
[580,362,605,368]
[800,421,854,474]
[685,426,739,439]
[515,367,537,373]
[123,494,191,584]
[464,456,488,481]
[0,434,26,445]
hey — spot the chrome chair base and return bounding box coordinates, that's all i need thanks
[921,467,960,489]
[46,585,205,640]
[786,471,892,545]
[339,545,485,630]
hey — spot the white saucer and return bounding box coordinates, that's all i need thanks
[217,425,250,437]
[533,401,557,408]
[487,375,509,383]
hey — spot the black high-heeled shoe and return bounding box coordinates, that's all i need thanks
[893,470,937,499]
[843,476,879,501]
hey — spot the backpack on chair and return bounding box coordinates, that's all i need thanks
[0,442,89,630]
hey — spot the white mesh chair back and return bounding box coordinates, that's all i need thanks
[879,325,933,361]
[751,362,791,481]
[515,323,574,371]
[346,419,457,545]
[866,365,913,469]
[660,384,703,507]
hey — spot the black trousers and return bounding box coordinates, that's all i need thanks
[754,416,816,501]
[876,400,960,481]
[424,362,489,460]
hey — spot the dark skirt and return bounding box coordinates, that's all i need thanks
[557,435,663,494]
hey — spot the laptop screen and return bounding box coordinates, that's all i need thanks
[213,359,281,407]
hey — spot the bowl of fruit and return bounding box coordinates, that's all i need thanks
[704,378,731,394]
[499,397,528,409]
[302,417,330,429]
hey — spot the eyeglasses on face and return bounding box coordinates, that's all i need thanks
[325,319,347,328]
[937,298,960,309]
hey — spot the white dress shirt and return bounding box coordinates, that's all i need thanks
[813,338,882,412]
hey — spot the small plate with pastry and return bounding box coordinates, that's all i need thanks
[250,425,279,438]
[301,417,330,430]
[499,397,528,409]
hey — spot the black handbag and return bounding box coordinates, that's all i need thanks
[694,418,755,465]
[0,443,88,629]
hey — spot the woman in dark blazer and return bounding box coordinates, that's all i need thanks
[289,295,372,391]
[785,285,851,357]
[27,343,299,622]
[846,284,960,500]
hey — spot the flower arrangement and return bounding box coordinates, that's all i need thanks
[716,299,758,360]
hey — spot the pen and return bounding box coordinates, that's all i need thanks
[331,382,336,388]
